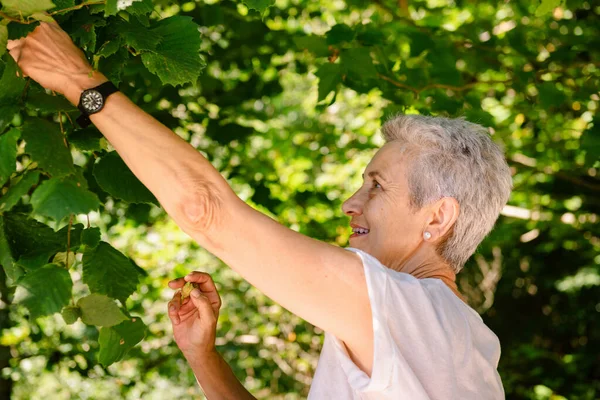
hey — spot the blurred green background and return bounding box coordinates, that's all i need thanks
[1,0,599,399]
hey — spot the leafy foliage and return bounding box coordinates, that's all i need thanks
[0,0,598,399]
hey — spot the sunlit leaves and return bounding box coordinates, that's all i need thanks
[93,151,158,205]
[49,0,74,12]
[0,25,7,58]
[0,0,55,16]
[82,242,141,304]
[77,293,129,326]
[535,0,564,16]
[14,263,72,319]
[243,0,275,14]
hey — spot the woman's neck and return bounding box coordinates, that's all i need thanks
[400,260,468,304]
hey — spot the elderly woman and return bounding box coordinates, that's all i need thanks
[9,22,511,399]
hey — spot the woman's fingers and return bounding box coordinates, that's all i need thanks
[7,38,24,51]
[184,272,222,310]
[190,289,218,322]
[167,290,182,325]
[168,277,186,289]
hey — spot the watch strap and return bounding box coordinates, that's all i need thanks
[76,80,119,129]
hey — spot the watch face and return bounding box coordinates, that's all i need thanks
[82,90,104,113]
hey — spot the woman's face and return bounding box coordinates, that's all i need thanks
[342,142,428,268]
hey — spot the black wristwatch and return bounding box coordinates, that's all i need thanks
[76,81,119,129]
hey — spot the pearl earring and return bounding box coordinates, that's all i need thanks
[423,231,431,240]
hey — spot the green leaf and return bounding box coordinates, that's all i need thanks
[326,24,355,45]
[97,38,123,59]
[51,251,75,267]
[140,16,206,86]
[0,25,7,58]
[98,317,146,366]
[243,0,275,14]
[69,10,107,52]
[21,118,75,178]
[535,0,562,16]
[0,105,19,132]
[537,82,567,109]
[14,263,72,319]
[76,293,129,327]
[49,0,74,12]
[93,151,158,205]
[0,216,23,284]
[114,18,159,52]
[0,55,26,106]
[356,26,385,46]
[341,47,377,78]
[30,177,100,222]
[67,127,107,152]
[104,0,118,16]
[315,63,342,102]
[61,305,80,324]
[581,116,600,167]
[1,213,83,270]
[293,36,329,57]
[0,171,40,212]
[25,85,76,112]
[0,128,19,186]
[105,0,146,16]
[126,0,153,16]
[82,242,141,304]
[205,120,255,146]
[1,0,55,16]
[80,227,101,249]
[97,47,129,86]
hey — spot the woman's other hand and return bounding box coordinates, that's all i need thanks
[167,271,222,361]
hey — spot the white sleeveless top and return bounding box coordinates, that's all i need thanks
[308,247,505,399]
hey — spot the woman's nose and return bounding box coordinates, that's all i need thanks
[342,192,363,216]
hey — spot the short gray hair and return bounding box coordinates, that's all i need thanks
[381,113,513,273]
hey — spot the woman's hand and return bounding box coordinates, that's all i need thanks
[6,20,107,105]
[167,271,222,361]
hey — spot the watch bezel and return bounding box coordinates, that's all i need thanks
[80,88,105,114]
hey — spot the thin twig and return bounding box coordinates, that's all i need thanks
[50,1,106,16]
[66,214,73,269]
[0,11,27,24]
[64,111,75,127]
[377,73,513,98]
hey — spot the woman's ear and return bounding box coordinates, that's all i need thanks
[425,197,459,241]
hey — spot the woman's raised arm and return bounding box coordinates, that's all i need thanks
[8,21,375,376]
